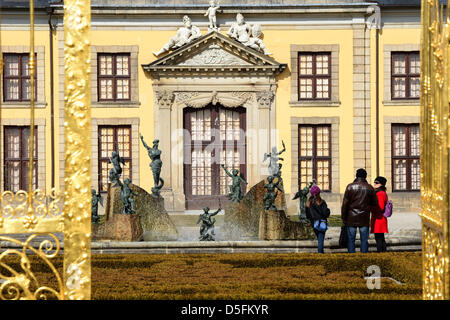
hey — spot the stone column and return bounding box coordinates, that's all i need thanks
[256,90,274,180]
[154,90,176,211]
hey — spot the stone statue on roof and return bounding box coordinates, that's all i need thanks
[205,0,221,32]
[153,15,202,57]
[227,13,271,55]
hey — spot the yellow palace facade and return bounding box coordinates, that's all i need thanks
[0,0,422,215]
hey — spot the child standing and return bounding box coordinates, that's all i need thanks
[205,0,220,31]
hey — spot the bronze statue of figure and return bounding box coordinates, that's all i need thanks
[264,140,286,177]
[263,175,283,211]
[108,147,125,187]
[293,180,315,221]
[197,204,221,241]
[117,178,138,214]
[91,189,103,224]
[274,163,283,179]
[140,134,164,197]
[221,164,248,202]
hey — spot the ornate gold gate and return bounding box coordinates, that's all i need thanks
[420,0,450,300]
[0,0,91,299]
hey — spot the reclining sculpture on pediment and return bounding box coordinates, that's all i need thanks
[153,15,202,57]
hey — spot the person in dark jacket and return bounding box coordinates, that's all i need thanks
[306,185,330,253]
[341,168,378,253]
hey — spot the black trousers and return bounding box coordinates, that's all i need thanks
[374,233,387,252]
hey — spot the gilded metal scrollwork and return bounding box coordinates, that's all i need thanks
[0,234,63,300]
[423,225,447,299]
[0,191,28,219]
[420,0,450,300]
[63,0,92,300]
[0,188,64,234]
[0,0,92,299]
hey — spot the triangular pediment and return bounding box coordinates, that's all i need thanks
[142,31,286,77]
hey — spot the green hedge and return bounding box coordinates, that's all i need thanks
[0,252,422,300]
[290,214,343,227]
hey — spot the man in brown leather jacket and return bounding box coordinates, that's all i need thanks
[341,168,378,253]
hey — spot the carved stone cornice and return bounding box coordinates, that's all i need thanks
[175,91,253,108]
[155,90,175,109]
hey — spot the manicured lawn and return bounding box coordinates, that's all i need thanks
[3,251,422,300]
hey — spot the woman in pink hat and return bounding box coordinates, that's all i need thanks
[305,185,331,253]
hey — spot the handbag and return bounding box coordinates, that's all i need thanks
[383,200,393,218]
[313,219,328,232]
[339,226,348,248]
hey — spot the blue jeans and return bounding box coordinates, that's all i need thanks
[313,229,326,253]
[347,226,369,253]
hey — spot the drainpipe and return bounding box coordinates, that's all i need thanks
[47,7,56,189]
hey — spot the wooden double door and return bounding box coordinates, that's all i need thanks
[183,104,246,210]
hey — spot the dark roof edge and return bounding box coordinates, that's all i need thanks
[0,0,58,9]
[64,3,371,9]
[366,0,446,7]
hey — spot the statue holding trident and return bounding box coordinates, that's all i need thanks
[140,134,164,197]
[221,164,248,202]
[263,140,286,177]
